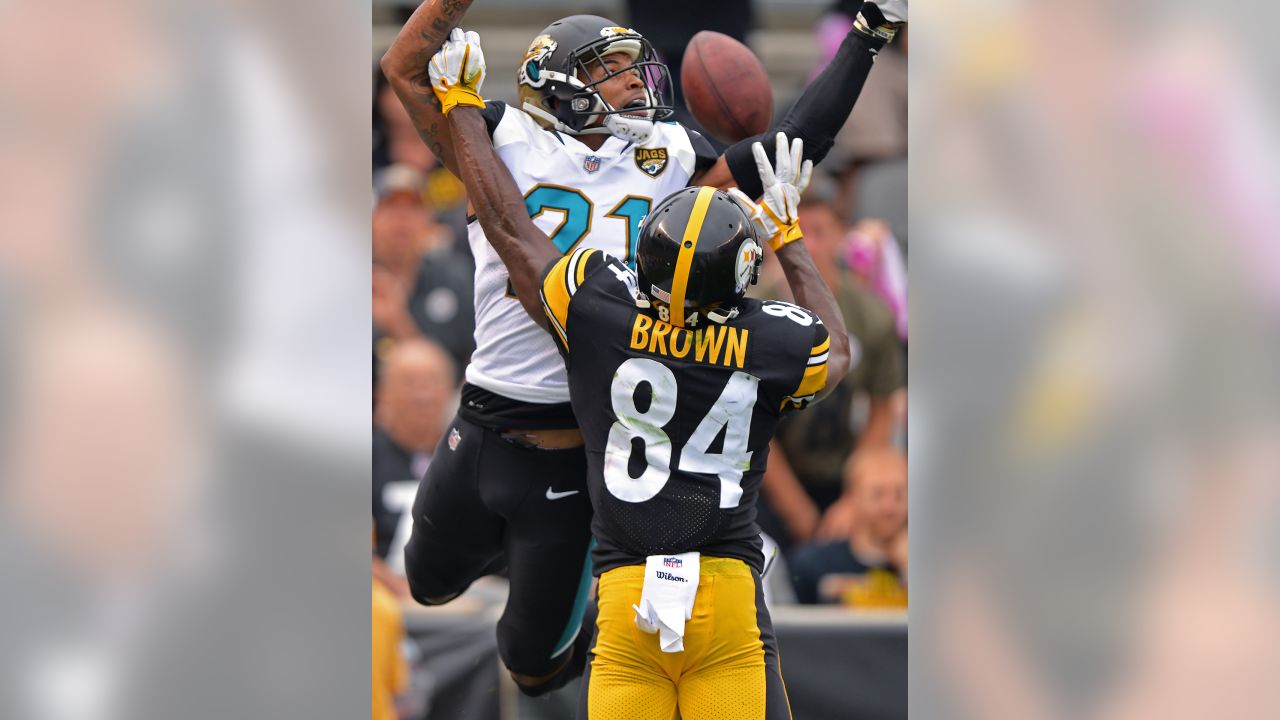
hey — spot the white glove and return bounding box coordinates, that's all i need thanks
[727,132,813,251]
[854,1,906,43]
[873,0,907,24]
[428,28,486,115]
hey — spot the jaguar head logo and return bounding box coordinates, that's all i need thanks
[518,34,558,89]
[634,147,668,177]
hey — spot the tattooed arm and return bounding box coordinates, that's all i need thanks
[378,0,476,176]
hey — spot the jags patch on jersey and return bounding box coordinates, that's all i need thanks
[634,147,668,177]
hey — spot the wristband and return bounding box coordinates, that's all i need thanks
[440,85,485,115]
[768,221,804,252]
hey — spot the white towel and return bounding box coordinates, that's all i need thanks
[632,552,700,653]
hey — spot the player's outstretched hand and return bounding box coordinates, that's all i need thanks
[869,0,906,24]
[429,28,487,115]
[727,132,813,252]
[854,1,907,43]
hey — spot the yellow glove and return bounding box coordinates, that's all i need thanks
[429,28,487,115]
[726,133,813,251]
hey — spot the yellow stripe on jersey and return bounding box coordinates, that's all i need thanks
[780,362,829,411]
[540,248,599,351]
[668,186,717,328]
[781,331,831,411]
[540,294,570,350]
[795,361,828,397]
[541,255,573,345]
[568,249,599,293]
[810,336,830,358]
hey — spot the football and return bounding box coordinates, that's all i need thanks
[680,31,774,144]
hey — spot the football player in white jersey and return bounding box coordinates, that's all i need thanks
[380,0,905,697]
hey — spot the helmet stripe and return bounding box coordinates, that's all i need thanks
[669,186,717,327]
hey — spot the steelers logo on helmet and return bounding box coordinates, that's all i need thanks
[734,238,763,293]
[636,186,762,327]
[514,15,674,142]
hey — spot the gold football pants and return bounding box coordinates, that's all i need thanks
[581,557,792,720]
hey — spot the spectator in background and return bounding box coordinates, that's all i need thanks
[751,176,906,553]
[812,1,908,247]
[789,448,907,607]
[374,67,436,174]
[847,217,908,341]
[374,68,471,248]
[373,337,456,595]
[372,164,474,383]
[816,1,907,165]
[372,567,409,720]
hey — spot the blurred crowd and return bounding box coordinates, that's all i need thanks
[370,0,909,616]
[4,0,1276,716]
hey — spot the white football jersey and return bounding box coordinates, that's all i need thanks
[465,102,716,403]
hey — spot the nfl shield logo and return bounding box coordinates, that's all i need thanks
[448,427,461,451]
[583,155,602,174]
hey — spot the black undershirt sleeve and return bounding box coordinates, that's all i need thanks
[724,25,886,198]
[480,100,506,137]
[687,128,720,176]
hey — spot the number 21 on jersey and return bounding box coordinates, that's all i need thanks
[604,358,758,509]
[505,185,651,298]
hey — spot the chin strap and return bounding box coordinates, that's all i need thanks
[705,307,740,324]
[600,87,658,143]
[636,294,740,325]
[522,102,579,135]
[522,102,655,143]
[604,113,656,143]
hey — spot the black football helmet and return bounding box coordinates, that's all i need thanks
[635,186,763,328]
[516,15,674,142]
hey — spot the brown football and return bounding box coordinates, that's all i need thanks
[680,31,774,144]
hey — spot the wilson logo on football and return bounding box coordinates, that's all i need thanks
[634,147,668,177]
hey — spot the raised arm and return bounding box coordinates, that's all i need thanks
[696,0,906,193]
[409,29,556,327]
[378,0,476,176]
[775,231,851,393]
[730,134,851,393]
[449,107,559,326]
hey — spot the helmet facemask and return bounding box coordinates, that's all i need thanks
[517,22,673,143]
[569,30,673,142]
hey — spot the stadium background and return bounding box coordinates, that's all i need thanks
[3,0,1274,718]
[372,1,908,718]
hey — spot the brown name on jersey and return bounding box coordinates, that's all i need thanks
[628,314,748,369]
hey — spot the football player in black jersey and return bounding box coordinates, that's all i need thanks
[433,34,853,719]
[383,0,902,699]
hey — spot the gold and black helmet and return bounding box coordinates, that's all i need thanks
[635,186,763,327]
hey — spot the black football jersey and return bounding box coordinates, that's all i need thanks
[541,248,831,574]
